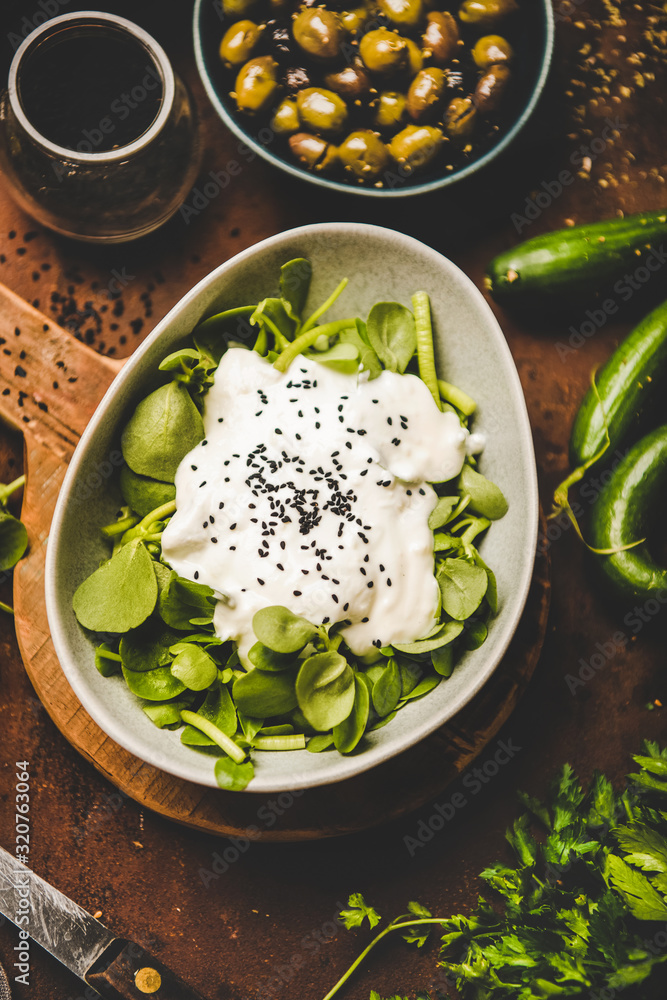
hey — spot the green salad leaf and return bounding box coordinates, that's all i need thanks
[121,382,204,482]
[73,539,157,633]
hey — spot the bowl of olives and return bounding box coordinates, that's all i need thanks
[194,0,553,195]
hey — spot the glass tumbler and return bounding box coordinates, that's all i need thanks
[0,11,201,243]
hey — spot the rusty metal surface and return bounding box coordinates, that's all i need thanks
[1,1,666,998]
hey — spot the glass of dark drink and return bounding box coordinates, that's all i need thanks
[0,11,200,242]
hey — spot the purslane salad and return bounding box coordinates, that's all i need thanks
[72,258,508,790]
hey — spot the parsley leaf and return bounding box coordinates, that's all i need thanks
[339,893,381,930]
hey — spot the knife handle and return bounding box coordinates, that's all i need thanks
[86,940,209,1000]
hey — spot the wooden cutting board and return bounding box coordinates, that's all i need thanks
[0,283,550,841]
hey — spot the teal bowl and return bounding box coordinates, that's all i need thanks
[193,0,554,198]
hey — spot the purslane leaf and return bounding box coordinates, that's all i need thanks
[121,381,204,482]
[73,539,158,633]
[437,558,488,621]
[366,302,417,374]
[0,510,28,571]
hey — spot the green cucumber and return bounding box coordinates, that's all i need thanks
[485,208,667,303]
[589,425,667,604]
[570,296,667,467]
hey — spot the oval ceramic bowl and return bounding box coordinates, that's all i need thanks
[46,223,538,792]
[193,0,554,198]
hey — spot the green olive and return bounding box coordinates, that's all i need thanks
[458,0,518,28]
[271,97,300,134]
[374,90,407,130]
[339,130,390,179]
[378,0,424,29]
[404,38,423,77]
[289,132,339,170]
[444,95,476,138]
[359,28,409,74]
[292,8,345,61]
[472,34,513,68]
[388,123,443,173]
[340,3,370,33]
[324,61,371,99]
[219,20,262,66]
[474,62,511,113]
[422,12,459,65]
[222,0,258,18]
[406,66,446,121]
[234,56,280,114]
[296,87,348,135]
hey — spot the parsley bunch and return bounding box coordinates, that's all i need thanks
[327,742,667,1000]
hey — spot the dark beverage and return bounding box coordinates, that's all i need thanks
[17,26,164,153]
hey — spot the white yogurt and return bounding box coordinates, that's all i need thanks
[161,349,471,659]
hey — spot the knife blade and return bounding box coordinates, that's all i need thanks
[0,846,209,999]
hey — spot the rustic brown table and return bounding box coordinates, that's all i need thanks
[1,1,666,998]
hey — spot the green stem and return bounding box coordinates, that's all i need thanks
[438,379,476,417]
[321,918,446,1000]
[101,514,139,538]
[253,734,306,751]
[0,475,26,507]
[195,305,254,336]
[180,710,247,764]
[0,600,14,615]
[256,313,291,351]
[301,278,348,334]
[120,501,176,545]
[274,319,356,373]
[253,327,268,355]
[412,292,441,410]
[460,517,491,546]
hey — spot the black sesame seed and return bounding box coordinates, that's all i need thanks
[293,590,301,596]
[211,537,218,543]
